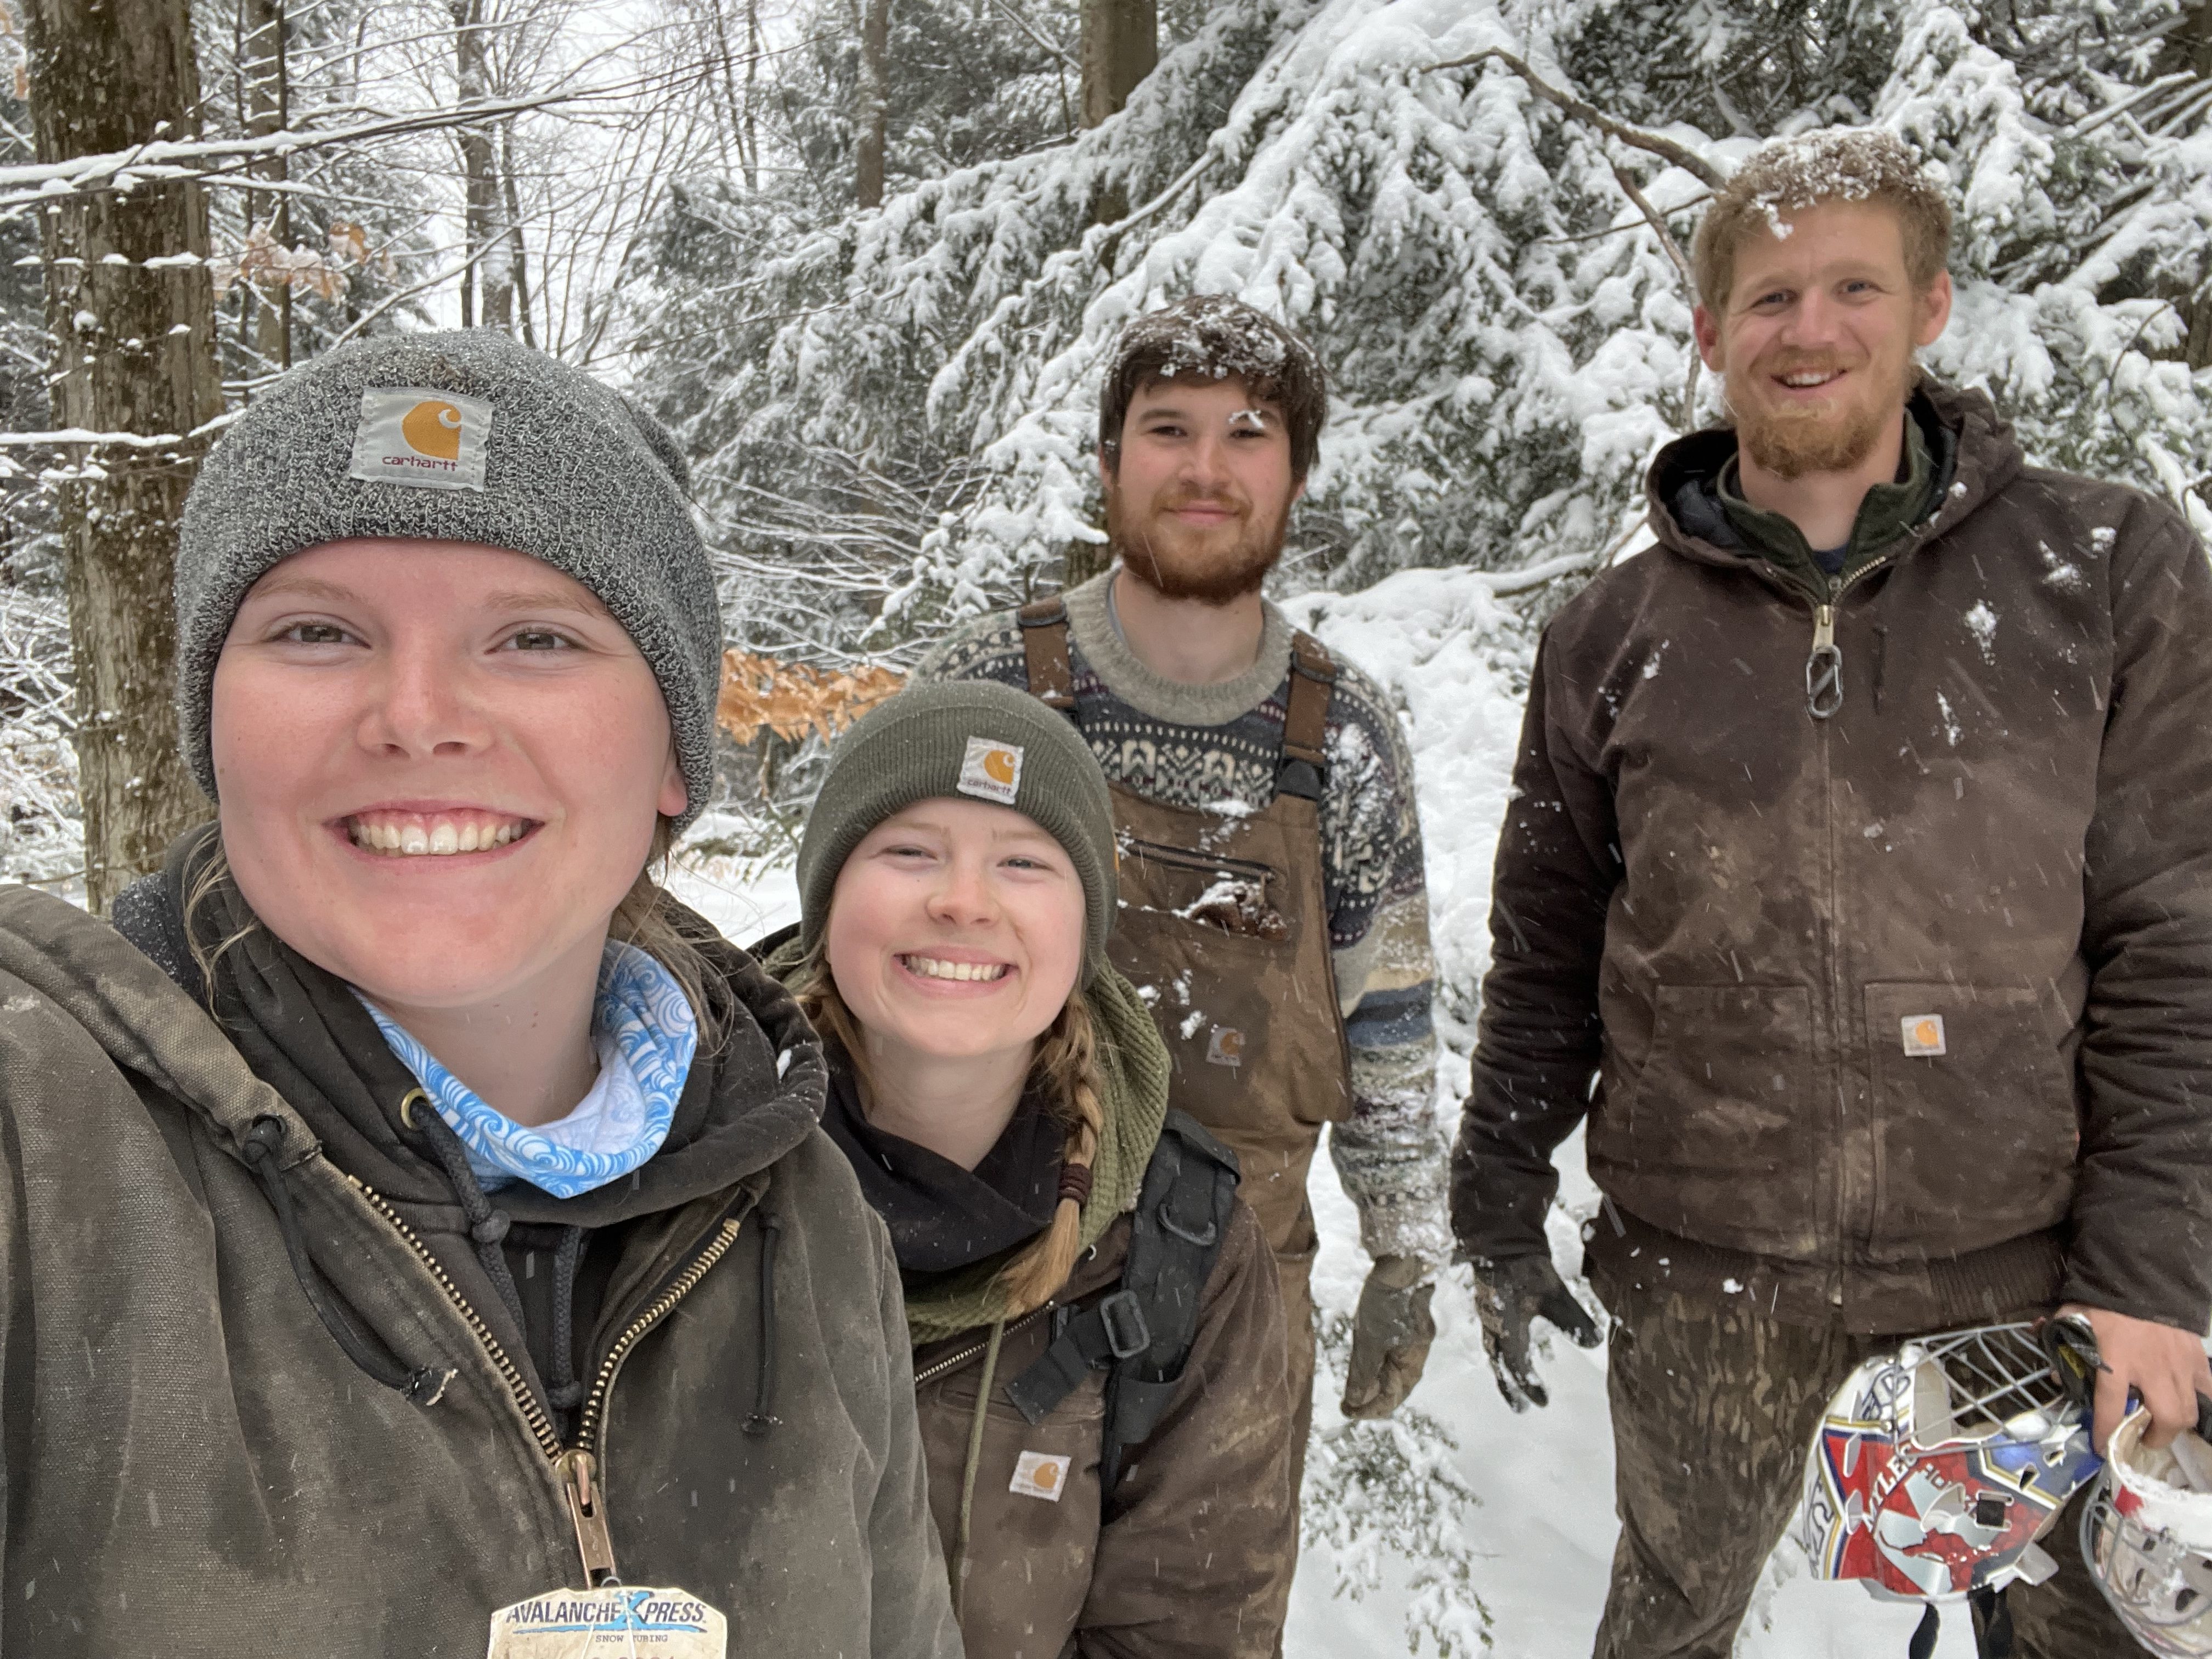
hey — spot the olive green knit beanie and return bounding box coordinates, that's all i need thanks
[796,680,1116,982]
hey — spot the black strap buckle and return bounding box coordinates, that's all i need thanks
[1098,1289,1151,1360]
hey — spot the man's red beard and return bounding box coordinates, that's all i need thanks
[1731,351,1914,481]
[1105,478,1289,605]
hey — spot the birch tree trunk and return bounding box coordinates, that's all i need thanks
[21,0,223,911]
[1080,0,1155,127]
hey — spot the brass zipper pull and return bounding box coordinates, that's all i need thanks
[1805,603,1843,720]
[557,1448,618,1587]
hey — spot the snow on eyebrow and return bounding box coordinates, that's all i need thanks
[1228,408,1272,430]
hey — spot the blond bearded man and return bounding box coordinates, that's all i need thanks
[919,298,1449,1503]
[1452,129,2212,1657]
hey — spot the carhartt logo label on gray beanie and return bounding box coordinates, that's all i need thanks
[175,329,723,827]
[348,387,492,490]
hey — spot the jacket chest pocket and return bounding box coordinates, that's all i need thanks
[1592,984,1818,1255]
[1864,982,2077,1256]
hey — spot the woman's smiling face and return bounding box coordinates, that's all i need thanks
[824,795,1086,1068]
[210,537,687,1013]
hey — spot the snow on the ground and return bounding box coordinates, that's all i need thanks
[673,562,1980,1656]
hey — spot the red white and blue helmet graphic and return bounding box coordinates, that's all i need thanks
[1795,1322,2103,1600]
[2081,1404,2212,1655]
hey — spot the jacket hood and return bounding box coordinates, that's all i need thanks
[759,929,1170,1344]
[1644,379,2025,573]
[19,826,826,1223]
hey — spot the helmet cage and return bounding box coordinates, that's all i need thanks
[1797,1322,2102,1601]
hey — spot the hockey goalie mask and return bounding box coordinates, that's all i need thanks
[2083,1405,2212,1656]
[1795,1322,2102,1600]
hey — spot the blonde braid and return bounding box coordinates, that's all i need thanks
[996,992,1103,1316]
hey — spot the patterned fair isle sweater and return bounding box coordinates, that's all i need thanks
[914,570,1448,1268]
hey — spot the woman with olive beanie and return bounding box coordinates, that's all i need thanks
[762,679,1299,1659]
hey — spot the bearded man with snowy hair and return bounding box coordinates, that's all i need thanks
[916,295,1446,1494]
[1453,128,2212,1657]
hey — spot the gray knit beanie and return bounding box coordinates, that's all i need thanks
[174,329,722,827]
[796,681,1116,983]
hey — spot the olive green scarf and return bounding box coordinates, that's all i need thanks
[760,938,1170,1346]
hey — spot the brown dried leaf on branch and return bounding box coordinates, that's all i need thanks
[210,221,380,302]
[716,649,904,744]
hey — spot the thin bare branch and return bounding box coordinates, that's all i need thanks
[1429,47,1726,189]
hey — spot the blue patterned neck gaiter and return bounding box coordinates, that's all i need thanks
[359,940,698,1199]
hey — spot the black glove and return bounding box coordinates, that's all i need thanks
[1472,1254,1602,1411]
[1341,1255,1436,1420]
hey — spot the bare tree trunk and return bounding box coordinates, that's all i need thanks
[1080,0,1155,127]
[856,0,888,209]
[744,0,760,194]
[241,0,290,373]
[2166,3,2212,369]
[21,0,223,910]
[499,120,537,347]
[453,0,515,331]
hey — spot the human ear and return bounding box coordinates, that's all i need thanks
[657,746,689,820]
[1915,271,1954,348]
[1693,304,1725,371]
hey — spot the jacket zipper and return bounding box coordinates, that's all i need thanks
[1774,554,1908,1307]
[913,1304,1052,1387]
[343,1174,744,1587]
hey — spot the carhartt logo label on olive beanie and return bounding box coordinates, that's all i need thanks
[348,387,492,491]
[957,737,1024,805]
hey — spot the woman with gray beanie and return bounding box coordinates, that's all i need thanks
[0,330,957,1657]
[760,680,1298,1659]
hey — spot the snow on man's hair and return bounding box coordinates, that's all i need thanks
[1099,295,1327,481]
[1692,128,1953,313]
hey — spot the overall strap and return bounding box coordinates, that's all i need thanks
[1276,630,1337,802]
[1001,1111,1242,1496]
[1017,595,1077,713]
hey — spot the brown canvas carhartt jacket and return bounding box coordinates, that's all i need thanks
[912,1198,1295,1659]
[0,881,960,1656]
[1452,383,2212,1334]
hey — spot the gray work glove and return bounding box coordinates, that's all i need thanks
[1472,1254,1602,1411]
[1341,1255,1436,1420]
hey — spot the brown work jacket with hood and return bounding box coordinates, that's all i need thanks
[1452,382,2212,1335]
[0,837,960,1657]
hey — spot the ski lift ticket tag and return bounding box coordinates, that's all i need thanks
[487,1586,726,1658]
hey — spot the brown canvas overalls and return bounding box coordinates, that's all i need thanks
[1019,595,1352,1477]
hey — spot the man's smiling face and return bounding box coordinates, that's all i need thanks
[1694,198,1953,480]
